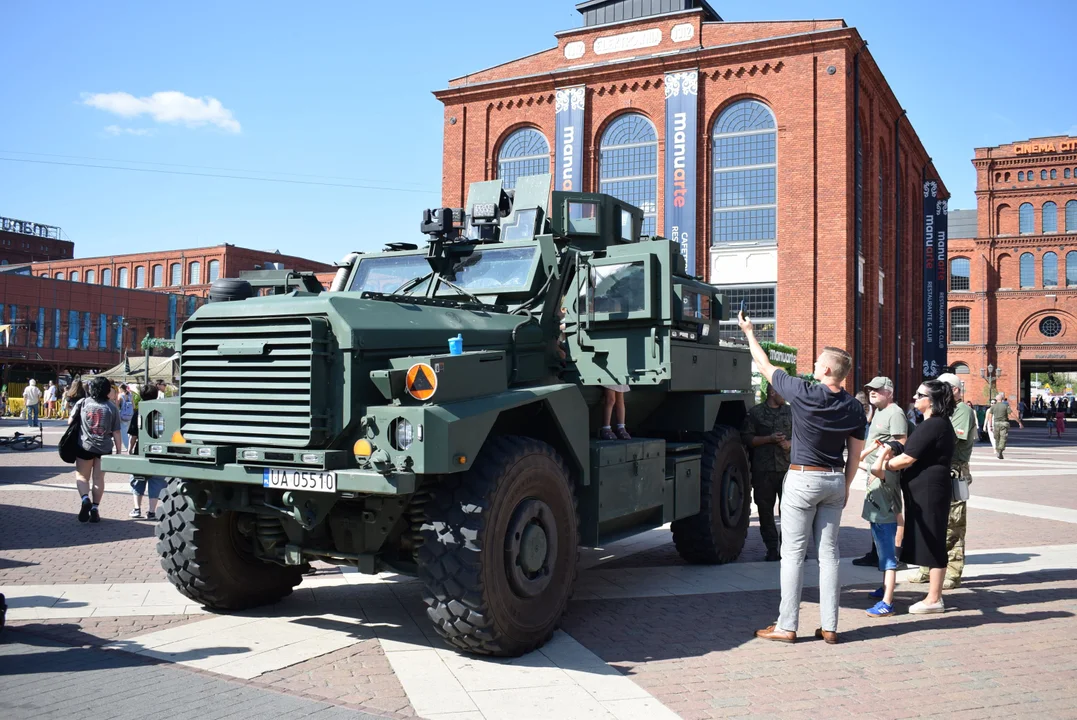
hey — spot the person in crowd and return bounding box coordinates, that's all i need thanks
[155,379,169,398]
[22,379,42,427]
[905,374,977,590]
[872,380,956,614]
[906,402,921,428]
[740,383,792,562]
[128,383,166,520]
[1018,399,1027,424]
[0,387,7,417]
[988,392,1022,459]
[63,378,85,419]
[70,376,123,523]
[116,384,135,451]
[599,385,631,440]
[44,381,57,419]
[1055,408,1066,437]
[853,377,908,574]
[738,311,865,644]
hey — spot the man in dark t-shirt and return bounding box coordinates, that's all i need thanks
[738,311,866,645]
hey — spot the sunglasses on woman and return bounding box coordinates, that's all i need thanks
[913,391,929,399]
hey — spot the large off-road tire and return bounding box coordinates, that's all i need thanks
[670,425,752,564]
[156,480,304,610]
[418,435,579,657]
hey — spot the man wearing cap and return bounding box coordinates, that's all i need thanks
[852,377,908,572]
[908,373,978,589]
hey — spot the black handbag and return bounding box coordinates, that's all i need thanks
[58,406,82,464]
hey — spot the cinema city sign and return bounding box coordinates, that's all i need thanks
[0,216,62,239]
[1014,140,1077,155]
[565,22,696,60]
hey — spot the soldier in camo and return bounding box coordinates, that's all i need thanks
[741,383,793,562]
[910,372,978,589]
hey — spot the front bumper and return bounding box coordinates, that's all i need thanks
[100,455,417,495]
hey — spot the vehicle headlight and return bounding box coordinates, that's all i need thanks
[147,411,166,439]
[389,418,413,451]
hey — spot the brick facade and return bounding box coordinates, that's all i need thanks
[947,136,1077,405]
[435,5,944,394]
[0,224,73,266]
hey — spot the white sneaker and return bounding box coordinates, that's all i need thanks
[909,599,945,614]
[129,508,142,518]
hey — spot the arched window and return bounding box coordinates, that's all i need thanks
[496,128,550,190]
[1066,169,1072,179]
[1043,252,1058,286]
[1018,171,1024,181]
[1041,170,1048,180]
[189,261,202,285]
[135,266,146,288]
[170,263,181,286]
[1067,200,1077,232]
[1067,251,1077,287]
[1043,201,1058,233]
[1019,203,1034,234]
[86,270,95,284]
[55,272,64,281]
[950,307,970,343]
[152,264,164,287]
[950,258,970,291]
[102,268,111,286]
[118,267,128,288]
[600,114,658,236]
[953,362,970,374]
[1051,169,1057,179]
[712,99,777,245]
[41,273,49,279]
[1020,252,1035,287]
[208,260,220,282]
[70,271,79,282]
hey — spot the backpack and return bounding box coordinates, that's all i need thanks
[119,396,135,423]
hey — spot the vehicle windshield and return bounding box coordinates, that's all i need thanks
[349,255,431,294]
[436,246,537,295]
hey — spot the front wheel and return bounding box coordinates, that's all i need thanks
[156,480,304,610]
[417,435,579,656]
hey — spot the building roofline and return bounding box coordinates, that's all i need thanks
[974,135,1077,152]
[24,243,332,269]
[553,8,703,37]
[574,0,722,21]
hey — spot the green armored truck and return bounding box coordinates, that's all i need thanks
[103,174,755,656]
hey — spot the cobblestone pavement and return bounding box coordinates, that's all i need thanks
[3,417,1077,719]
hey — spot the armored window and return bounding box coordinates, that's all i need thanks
[599,114,658,237]
[1067,201,1077,232]
[1041,170,1048,180]
[950,307,970,343]
[1051,169,1057,180]
[135,266,146,288]
[1043,252,1058,286]
[70,271,79,282]
[1043,201,1058,233]
[208,260,220,282]
[1020,252,1035,287]
[1019,203,1034,234]
[580,261,648,316]
[86,270,95,284]
[711,100,777,245]
[101,268,111,286]
[118,267,128,288]
[152,264,164,287]
[170,263,181,286]
[189,261,201,285]
[1068,252,1077,286]
[716,284,776,343]
[1018,171,1024,181]
[950,258,970,291]
[497,128,550,191]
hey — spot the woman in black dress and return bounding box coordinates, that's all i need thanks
[872,379,956,614]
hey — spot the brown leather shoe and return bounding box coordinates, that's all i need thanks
[814,628,839,644]
[754,625,796,643]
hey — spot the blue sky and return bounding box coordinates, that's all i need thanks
[1,1,1073,263]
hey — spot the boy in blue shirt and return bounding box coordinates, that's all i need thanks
[864,438,903,616]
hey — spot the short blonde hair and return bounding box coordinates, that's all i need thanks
[820,346,853,382]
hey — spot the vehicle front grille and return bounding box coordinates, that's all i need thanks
[179,316,331,447]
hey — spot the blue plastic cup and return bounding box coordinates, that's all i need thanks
[448,334,463,356]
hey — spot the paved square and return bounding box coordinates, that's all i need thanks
[3,417,1077,719]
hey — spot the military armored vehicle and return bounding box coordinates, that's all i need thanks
[103,175,754,656]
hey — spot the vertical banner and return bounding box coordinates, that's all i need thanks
[555,86,585,192]
[922,180,948,377]
[664,70,699,274]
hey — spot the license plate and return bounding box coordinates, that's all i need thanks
[262,469,337,493]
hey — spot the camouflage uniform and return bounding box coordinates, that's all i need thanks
[989,401,1010,454]
[741,401,792,554]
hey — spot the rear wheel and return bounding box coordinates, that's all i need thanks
[417,435,579,656]
[156,480,304,610]
[671,425,752,564]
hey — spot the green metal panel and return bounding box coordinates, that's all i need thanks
[669,456,702,519]
[668,342,718,392]
[583,439,666,534]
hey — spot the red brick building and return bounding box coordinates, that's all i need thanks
[946,135,1077,405]
[435,0,945,393]
[0,216,73,266]
[28,244,333,298]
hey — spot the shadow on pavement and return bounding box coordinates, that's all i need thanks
[0,628,250,669]
[0,502,155,551]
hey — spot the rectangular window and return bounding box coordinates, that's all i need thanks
[37,307,45,348]
[950,308,970,343]
[114,315,124,350]
[99,314,108,350]
[53,309,61,348]
[568,202,598,234]
[168,295,178,339]
[82,311,91,349]
[950,258,971,291]
[8,305,16,345]
[68,310,79,349]
[715,284,776,343]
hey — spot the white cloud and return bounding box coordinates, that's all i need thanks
[104,125,155,137]
[83,91,241,133]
